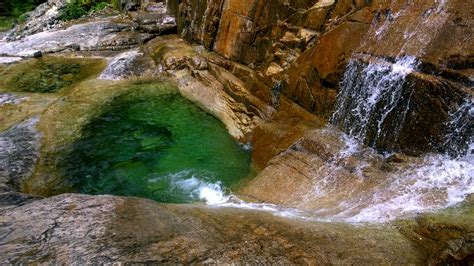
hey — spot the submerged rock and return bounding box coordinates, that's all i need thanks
[0,56,106,93]
[0,118,40,192]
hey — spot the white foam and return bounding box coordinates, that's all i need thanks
[149,170,231,204]
[343,153,473,222]
[201,128,473,224]
[0,93,26,106]
[199,184,229,205]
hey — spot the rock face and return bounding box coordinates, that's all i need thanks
[173,0,377,106]
[0,118,40,192]
[328,0,474,155]
[171,0,474,155]
[0,118,41,208]
[4,0,69,41]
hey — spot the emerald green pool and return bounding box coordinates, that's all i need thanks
[62,87,251,203]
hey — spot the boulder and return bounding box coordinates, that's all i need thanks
[99,49,156,80]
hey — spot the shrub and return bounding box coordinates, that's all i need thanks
[89,2,108,13]
[59,2,88,20]
[59,0,112,21]
[0,0,46,18]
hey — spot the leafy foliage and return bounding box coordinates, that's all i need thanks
[0,0,46,18]
[59,2,88,20]
[59,0,112,21]
[0,0,46,30]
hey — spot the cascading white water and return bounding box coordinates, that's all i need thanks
[199,126,473,223]
[330,55,419,148]
[198,0,473,223]
[324,0,473,221]
[443,99,474,157]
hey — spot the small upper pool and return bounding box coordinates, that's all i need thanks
[0,56,105,93]
[61,87,251,203]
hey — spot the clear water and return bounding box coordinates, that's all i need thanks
[0,57,105,93]
[62,88,251,203]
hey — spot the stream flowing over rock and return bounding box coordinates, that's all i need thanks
[0,0,472,264]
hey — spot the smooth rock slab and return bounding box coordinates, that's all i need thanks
[0,193,426,264]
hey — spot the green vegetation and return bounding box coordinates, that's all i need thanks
[0,0,46,30]
[0,0,120,27]
[0,0,46,17]
[59,0,113,21]
[0,18,14,31]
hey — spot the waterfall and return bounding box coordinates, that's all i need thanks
[201,0,473,223]
[443,99,474,157]
[323,0,474,221]
[330,0,472,157]
[330,55,419,150]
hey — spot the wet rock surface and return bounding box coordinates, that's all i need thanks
[1,193,472,264]
[0,119,41,208]
[99,49,155,80]
[240,126,473,223]
[146,35,274,142]
[172,0,473,155]
[0,21,146,57]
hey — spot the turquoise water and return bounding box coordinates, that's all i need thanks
[62,87,251,203]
